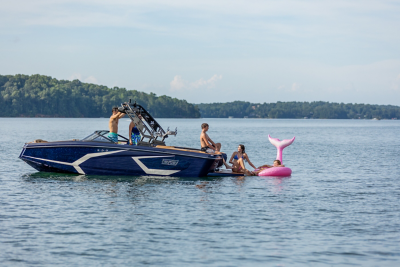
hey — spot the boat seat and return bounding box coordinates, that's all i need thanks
[155,146,224,156]
[29,139,48,143]
[156,145,208,154]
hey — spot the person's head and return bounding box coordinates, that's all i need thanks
[273,159,281,167]
[112,106,118,114]
[237,144,245,153]
[201,123,209,131]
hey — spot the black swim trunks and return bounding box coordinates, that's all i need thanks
[201,146,215,153]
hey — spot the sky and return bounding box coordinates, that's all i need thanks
[1,0,400,105]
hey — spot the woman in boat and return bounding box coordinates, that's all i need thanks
[252,160,285,175]
[225,144,256,175]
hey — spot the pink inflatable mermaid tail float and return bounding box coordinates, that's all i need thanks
[257,135,295,177]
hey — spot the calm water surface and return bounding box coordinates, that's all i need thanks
[1,118,400,266]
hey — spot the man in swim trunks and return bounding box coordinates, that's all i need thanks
[108,106,126,143]
[200,123,221,153]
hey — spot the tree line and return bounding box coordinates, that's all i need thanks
[196,101,400,119]
[0,74,200,118]
[1,74,399,119]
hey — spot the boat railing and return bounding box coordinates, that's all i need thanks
[120,100,177,146]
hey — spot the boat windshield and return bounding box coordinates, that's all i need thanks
[81,131,129,143]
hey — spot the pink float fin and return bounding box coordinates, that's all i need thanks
[268,135,295,164]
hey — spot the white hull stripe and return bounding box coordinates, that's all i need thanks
[23,152,181,176]
[132,156,180,176]
[23,150,123,174]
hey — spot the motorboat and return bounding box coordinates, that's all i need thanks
[19,101,226,177]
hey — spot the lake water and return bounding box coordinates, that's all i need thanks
[1,118,400,266]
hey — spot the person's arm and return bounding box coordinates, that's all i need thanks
[223,158,232,169]
[118,112,126,119]
[277,164,285,167]
[245,154,257,169]
[229,152,236,164]
[110,112,121,119]
[207,135,217,147]
[260,164,272,168]
[202,134,216,150]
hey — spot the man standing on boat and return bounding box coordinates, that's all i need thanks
[108,106,126,143]
[128,116,142,145]
[200,123,221,153]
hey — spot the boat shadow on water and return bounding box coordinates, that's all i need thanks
[21,171,227,184]
[20,172,291,201]
[21,171,290,186]
[21,171,230,201]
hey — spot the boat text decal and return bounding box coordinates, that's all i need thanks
[161,159,179,166]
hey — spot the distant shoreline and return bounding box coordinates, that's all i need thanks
[196,101,400,120]
[1,74,399,120]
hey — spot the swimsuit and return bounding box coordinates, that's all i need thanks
[233,154,244,160]
[131,126,141,145]
[201,146,215,153]
[233,153,244,171]
[201,146,209,152]
[107,132,118,143]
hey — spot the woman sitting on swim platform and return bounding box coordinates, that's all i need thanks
[224,144,256,175]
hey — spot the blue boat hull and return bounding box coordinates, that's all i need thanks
[19,141,222,177]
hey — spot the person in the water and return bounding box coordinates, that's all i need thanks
[224,144,256,175]
[251,160,285,175]
[108,106,126,143]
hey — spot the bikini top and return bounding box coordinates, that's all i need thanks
[233,153,244,160]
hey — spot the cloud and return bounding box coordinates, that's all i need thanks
[84,76,99,84]
[291,82,300,91]
[69,73,99,84]
[2,0,399,44]
[275,83,300,92]
[170,75,185,91]
[191,74,223,89]
[170,74,222,92]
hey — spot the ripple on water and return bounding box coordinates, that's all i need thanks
[1,118,400,266]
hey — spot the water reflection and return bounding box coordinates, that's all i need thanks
[227,174,291,194]
[231,176,246,192]
[263,176,291,194]
[21,172,178,206]
[22,172,227,183]
[23,172,291,194]
[21,171,227,203]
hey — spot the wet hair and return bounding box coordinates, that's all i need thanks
[201,123,209,129]
[239,144,245,153]
[274,159,281,165]
[112,106,118,112]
